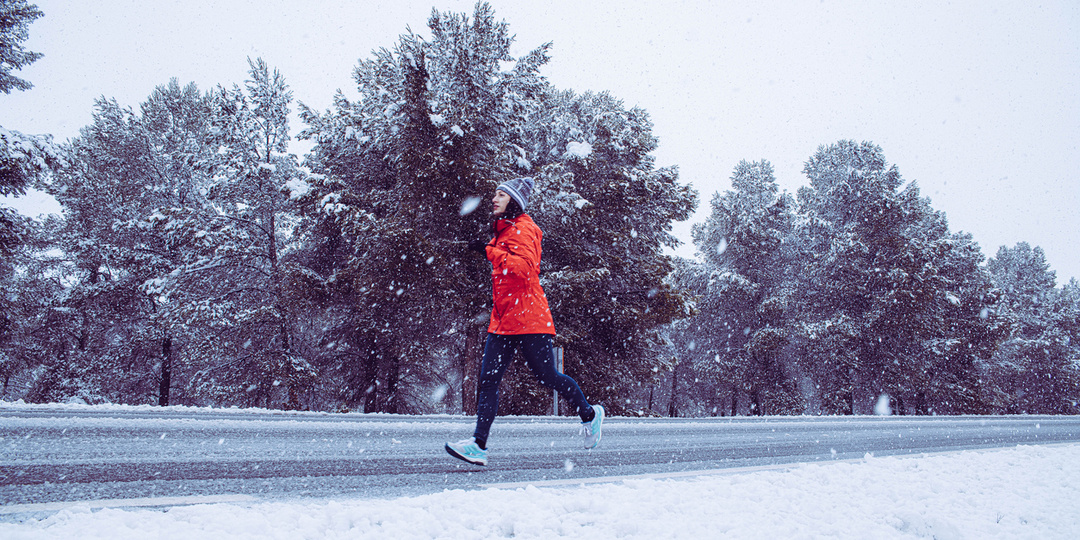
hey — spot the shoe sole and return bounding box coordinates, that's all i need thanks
[445,443,487,466]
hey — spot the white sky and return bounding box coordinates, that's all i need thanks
[2,0,1078,281]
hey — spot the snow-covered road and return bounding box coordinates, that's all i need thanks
[3,402,1079,519]
[1,425,1078,538]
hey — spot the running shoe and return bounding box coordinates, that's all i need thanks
[445,437,488,466]
[581,404,604,449]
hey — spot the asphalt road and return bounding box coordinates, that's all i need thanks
[2,406,1079,512]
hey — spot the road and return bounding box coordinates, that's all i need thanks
[2,405,1079,512]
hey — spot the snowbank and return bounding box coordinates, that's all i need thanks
[3,443,1078,539]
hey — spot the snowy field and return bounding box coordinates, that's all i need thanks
[2,442,1078,539]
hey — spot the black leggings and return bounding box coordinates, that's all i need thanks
[473,333,592,445]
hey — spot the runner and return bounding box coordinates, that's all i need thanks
[446,177,604,466]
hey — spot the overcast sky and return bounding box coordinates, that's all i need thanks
[2,0,1078,281]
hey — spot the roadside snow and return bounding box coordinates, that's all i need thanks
[3,443,1078,539]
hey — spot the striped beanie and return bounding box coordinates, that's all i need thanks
[496,177,534,211]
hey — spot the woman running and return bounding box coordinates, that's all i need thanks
[445,177,604,466]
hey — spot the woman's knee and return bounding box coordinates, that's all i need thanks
[534,372,570,392]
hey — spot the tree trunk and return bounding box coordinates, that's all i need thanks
[348,332,379,412]
[385,356,400,414]
[158,335,172,406]
[462,322,482,415]
[667,360,679,417]
[362,347,379,413]
[914,390,928,415]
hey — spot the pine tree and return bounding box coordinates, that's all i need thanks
[296,3,697,414]
[296,2,550,412]
[37,81,212,405]
[887,214,1006,415]
[0,0,62,398]
[987,243,1080,413]
[154,59,316,408]
[0,0,43,94]
[524,89,698,414]
[792,141,1007,414]
[0,213,63,399]
[0,128,63,379]
[1,1,60,298]
[681,160,798,415]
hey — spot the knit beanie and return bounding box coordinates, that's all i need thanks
[496,177,533,212]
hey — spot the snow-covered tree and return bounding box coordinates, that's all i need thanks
[986,243,1080,413]
[0,213,63,400]
[35,81,213,405]
[153,59,317,408]
[0,2,65,398]
[678,160,799,415]
[1,1,60,274]
[525,89,697,414]
[296,3,552,413]
[296,3,696,414]
[889,219,1006,414]
[793,141,1004,414]
[0,0,43,94]
[0,127,62,273]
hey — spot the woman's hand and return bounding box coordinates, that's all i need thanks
[467,238,488,254]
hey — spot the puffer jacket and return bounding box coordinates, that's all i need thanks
[484,214,556,335]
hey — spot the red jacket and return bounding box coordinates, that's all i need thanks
[485,214,556,335]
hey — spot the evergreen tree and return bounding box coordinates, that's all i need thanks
[793,141,1003,414]
[0,128,63,380]
[1,0,59,296]
[296,3,696,414]
[296,2,548,412]
[891,218,1006,414]
[0,1,63,399]
[0,0,43,94]
[0,213,62,399]
[155,59,316,408]
[987,243,1080,413]
[681,160,798,415]
[37,81,213,405]
[524,89,697,414]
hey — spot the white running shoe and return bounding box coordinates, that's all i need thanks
[581,404,604,449]
[445,437,488,466]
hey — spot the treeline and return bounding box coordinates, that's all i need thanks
[2,3,1077,415]
[1,4,694,413]
[655,150,1079,416]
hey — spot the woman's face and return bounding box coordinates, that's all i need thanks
[492,190,511,215]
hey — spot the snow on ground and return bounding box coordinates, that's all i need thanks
[3,442,1078,539]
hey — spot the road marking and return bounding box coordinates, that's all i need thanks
[0,494,257,515]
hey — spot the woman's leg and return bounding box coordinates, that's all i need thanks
[473,333,517,448]
[518,334,594,422]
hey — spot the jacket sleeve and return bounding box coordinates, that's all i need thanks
[486,225,538,278]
